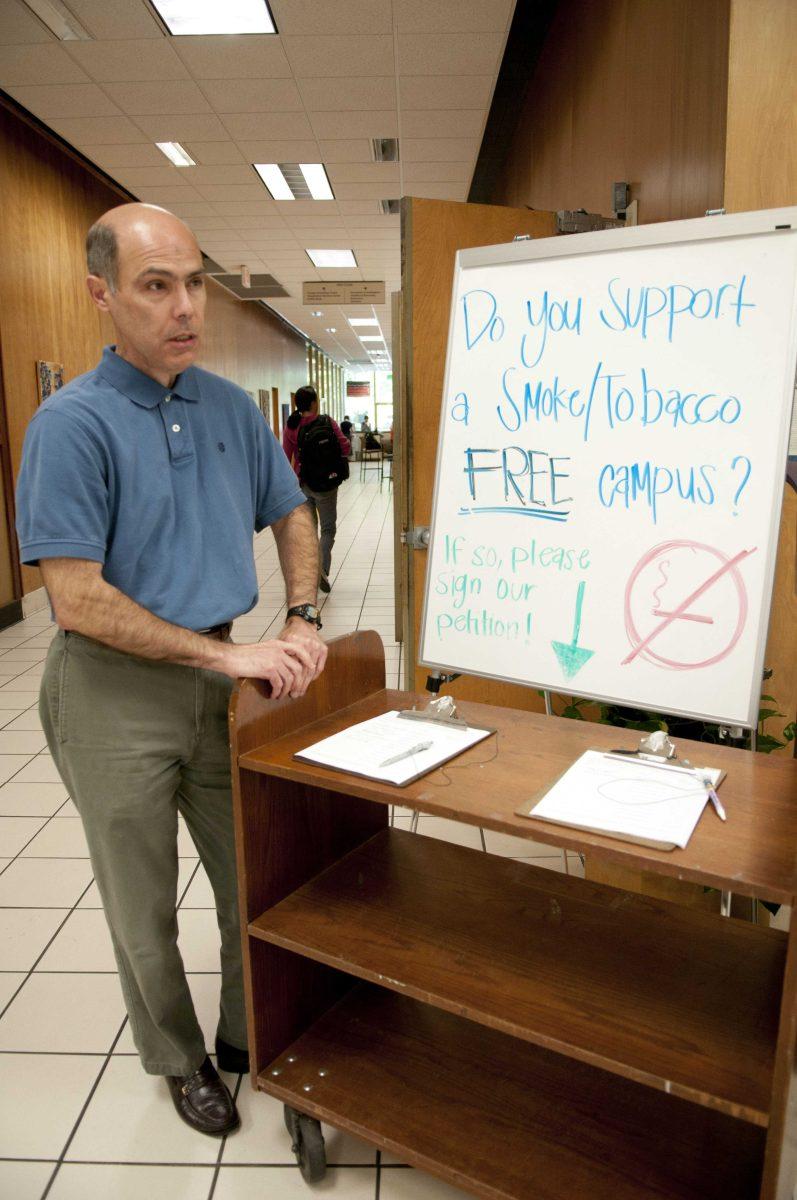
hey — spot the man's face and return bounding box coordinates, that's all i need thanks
[90,219,206,386]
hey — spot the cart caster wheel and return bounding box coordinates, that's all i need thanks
[284,1105,327,1183]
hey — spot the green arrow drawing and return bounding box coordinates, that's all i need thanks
[551,581,595,679]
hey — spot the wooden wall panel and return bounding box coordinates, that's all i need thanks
[404,197,557,711]
[723,0,797,756]
[0,101,309,596]
[492,0,730,224]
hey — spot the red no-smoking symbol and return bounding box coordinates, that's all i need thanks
[622,540,756,670]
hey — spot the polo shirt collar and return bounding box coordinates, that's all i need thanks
[97,346,201,409]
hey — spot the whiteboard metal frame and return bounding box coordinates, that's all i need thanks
[418,207,797,728]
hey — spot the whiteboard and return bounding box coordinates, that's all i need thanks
[419,209,797,727]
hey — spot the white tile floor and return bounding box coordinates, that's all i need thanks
[0,475,789,1199]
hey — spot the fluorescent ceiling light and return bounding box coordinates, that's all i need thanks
[156,141,196,168]
[299,163,334,201]
[310,310,324,317]
[22,0,90,38]
[359,335,385,343]
[325,327,337,333]
[150,0,276,35]
[306,249,357,269]
[253,164,292,201]
[348,317,379,327]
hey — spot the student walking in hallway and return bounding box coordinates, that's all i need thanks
[282,385,351,594]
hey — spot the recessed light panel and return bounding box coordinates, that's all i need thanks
[253,164,292,200]
[306,249,357,269]
[299,164,334,201]
[156,141,196,167]
[348,317,379,327]
[151,0,276,35]
[359,336,385,343]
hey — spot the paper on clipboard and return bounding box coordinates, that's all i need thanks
[517,750,724,850]
[294,709,493,787]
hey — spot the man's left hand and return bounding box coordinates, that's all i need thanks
[277,616,328,696]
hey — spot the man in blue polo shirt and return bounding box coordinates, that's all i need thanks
[15,203,327,1138]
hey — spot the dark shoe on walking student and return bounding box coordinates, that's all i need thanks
[166,1056,240,1137]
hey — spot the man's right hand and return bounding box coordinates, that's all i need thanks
[217,638,318,698]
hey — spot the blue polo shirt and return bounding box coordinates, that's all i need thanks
[16,347,306,630]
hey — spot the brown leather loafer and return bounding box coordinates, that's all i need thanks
[166,1056,240,1137]
[215,1035,249,1074]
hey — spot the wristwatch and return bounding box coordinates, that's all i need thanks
[286,603,323,629]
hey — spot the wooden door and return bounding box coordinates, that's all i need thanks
[0,334,22,627]
[400,197,557,708]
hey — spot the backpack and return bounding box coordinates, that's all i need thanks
[298,415,350,493]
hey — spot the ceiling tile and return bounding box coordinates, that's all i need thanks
[134,184,207,203]
[235,139,322,161]
[333,182,403,200]
[405,181,468,200]
[188,217,232,230]
[0,44,90,85]
[104,80,212,116]
[65,0,163,39]
[393,0,514,32]
[398,74,494,110]
[182,165,257,187]
[283,35,394,78]
[298,76,396,113]
[402,160,473,181]
[133,114,230,141]
[81,143,168,168]
[163,201,220,218]
[184,141,246,166]
[65,39,189,83]
[343,214,400,227]
[316,139,372,164]
[309,110,397,140]
[271,3,393,42]
[221,111,314,141]
[273,199,339,215]
[173,34,292,79]
[229,218,297,231]
[400,109,485,138]
[198,77,304,114]
[397,32,503,75]
[337,200,382,214]
[196,183,268,202]
[114,165,182,188]
[211,201,283,216]
[48,115,148,144]
[0,0,54,43]
[5,83,122,118]
[327,162,400,184]
[402,136,479,162]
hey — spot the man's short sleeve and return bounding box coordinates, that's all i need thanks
[254,415,306,530]
[16,410,110,565]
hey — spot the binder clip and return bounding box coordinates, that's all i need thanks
[398,693,470,729]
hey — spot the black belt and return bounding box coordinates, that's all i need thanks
[196,622,232,640]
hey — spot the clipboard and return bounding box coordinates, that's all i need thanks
[293,709,496,788]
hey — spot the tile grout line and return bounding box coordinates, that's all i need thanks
[39,1018,130,1200]
[0,875,97,1022]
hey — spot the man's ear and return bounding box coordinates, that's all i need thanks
[86,274,112,312]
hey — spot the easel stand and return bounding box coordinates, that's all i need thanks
[230,632,797,1200]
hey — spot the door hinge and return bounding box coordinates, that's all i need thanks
[401,526,430,550]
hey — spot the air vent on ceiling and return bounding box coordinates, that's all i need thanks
[371,137,400,163]
[380,198,400,215]
[212,273,289,300]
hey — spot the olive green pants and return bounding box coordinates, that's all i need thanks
[40,630,247,1076]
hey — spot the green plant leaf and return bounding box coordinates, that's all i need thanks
[758,707,783,722]
[756,733,786,754]
[760,694,778,703]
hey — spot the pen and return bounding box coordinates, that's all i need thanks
[379,741,433,767]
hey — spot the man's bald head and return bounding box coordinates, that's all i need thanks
[86,203,199,291]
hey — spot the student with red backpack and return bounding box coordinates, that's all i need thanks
[282,385,351,592]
